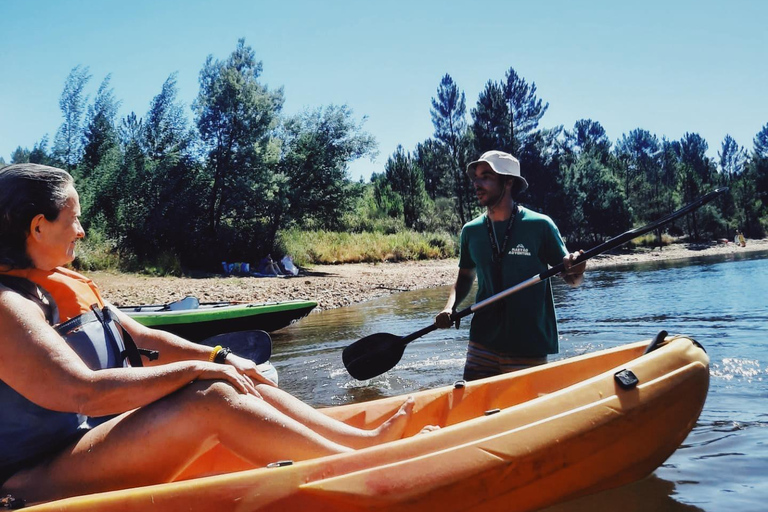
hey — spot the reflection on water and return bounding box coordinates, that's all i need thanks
[267,249,768,511]
[543,475,704,512]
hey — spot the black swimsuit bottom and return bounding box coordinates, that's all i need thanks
[0,429,88,489]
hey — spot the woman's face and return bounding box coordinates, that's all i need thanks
[31,185,85,268]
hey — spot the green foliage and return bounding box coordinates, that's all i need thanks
[279,105,377,233]
[630,232,674,248]
[754,123,768,159]
[382,146,430,229]
[144,73,192,159]
[277,228,456,265]
[430,74,474,225]
[11,50,766,274]
[503,68,549,154]
[747,156,768,235]
[72,223,121,271]
[53,65,91,170]
[471,80,511,154]
[418,197,462,234]
[677,133,717,240]
[431,74,467,148]
[565,119,611,159]
[562,153,632,244]
[695,203,729,240]
[718,134,748,180]
[614,128,661,212]
[10,146,30,164]
[414,139,452,199]
[371,172,404,220]
[193,38,284,251]
[80,75,120,173]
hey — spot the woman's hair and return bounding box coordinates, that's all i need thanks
[0,163,74,269]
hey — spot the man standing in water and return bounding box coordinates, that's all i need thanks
[435,151,586,380]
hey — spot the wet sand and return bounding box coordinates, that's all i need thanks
[93,239,768,311]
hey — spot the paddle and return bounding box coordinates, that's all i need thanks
[202,330,273,364]
[343,187,729,380]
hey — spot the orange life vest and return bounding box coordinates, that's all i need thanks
[0,266,104,322]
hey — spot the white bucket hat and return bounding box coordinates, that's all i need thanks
[466,150,528,193]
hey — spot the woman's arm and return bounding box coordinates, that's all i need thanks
[111,307,276,386]
[0,289,259,418]
[110,307,213,364]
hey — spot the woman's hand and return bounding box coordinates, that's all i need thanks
[195,361,263,398]
[224,353,277,388]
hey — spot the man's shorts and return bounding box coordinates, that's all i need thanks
[463,341,547,381]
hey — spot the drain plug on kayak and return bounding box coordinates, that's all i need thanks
[614,369,639,390]
[267,460,294,468]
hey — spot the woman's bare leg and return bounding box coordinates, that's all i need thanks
[255,384,415,449]
[2,382,354,503]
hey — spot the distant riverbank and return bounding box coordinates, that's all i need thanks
[94,238,768,311]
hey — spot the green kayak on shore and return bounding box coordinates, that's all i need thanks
[119,297,317,341]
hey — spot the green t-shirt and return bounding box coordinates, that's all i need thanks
[458,206,568,357]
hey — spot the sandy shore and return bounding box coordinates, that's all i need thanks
[93,239,768,311]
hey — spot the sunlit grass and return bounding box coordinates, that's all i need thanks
[278,229,457,265]
[630,232,674,248]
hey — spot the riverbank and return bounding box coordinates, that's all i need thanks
[93,238,768,311]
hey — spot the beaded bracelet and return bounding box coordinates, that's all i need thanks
[208,345,223,362]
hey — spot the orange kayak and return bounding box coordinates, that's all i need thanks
[26,335,708,512]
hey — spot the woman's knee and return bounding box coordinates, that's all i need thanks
[175,380,244,416]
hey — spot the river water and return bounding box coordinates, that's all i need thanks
[269,250,768,512]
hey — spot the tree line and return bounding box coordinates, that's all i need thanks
[5,40,377,269]
[5,39,768,271]
[375,70,768,248]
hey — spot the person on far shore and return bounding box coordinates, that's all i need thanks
[435,151,586,381]
[259,254,283,276]
[735,230,746,247]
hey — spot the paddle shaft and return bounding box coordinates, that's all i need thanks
[445,187,729,326]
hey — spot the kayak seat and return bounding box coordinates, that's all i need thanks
[165,296,200,311]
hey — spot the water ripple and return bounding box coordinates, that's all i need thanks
[710,358,766,381]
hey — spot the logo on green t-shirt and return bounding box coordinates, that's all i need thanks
[507,243,531,256]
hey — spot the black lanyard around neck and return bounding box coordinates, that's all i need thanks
[484,205,518,295]
[485,205,518,263]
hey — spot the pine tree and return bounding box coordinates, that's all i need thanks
[53,66,91,170]
[471,80,511,154]
[564,119,611,161]
[503,68,548,154]
[383,145,429,229]
[753,123,768,159]
[430,74,472,225]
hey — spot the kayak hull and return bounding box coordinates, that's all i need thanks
[120,300,317,340]
[25,335,709,512]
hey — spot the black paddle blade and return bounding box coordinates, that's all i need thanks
[342,333,407,380]
[203,330,272,364]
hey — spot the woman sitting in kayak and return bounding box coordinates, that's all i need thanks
[0,164,419,503]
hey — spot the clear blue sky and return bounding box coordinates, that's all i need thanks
[1,0,766,181]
